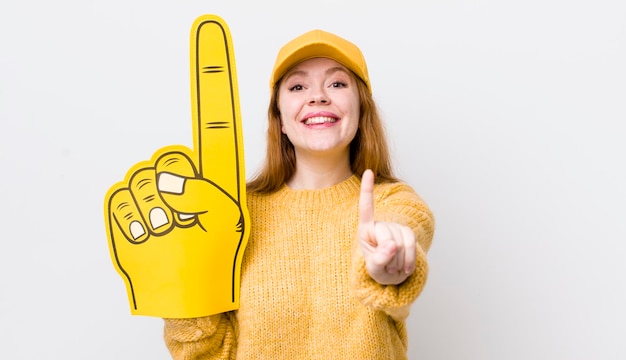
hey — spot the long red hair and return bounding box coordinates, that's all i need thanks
[247,73,397,194]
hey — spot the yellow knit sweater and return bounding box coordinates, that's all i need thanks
[164,175,434,359]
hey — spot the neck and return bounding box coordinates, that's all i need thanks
[287,152,353,190]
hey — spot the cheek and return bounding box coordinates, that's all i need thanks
[348,102,361,132]
[278,105,299,134]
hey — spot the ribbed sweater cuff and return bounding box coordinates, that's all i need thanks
[163,315,222,342]
[351,244,429,320]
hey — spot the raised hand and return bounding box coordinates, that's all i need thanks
[104,15,249,318]
[358,170,417,285]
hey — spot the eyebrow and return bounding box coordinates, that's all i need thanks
[284,66,350,82]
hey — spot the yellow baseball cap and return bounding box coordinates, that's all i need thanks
[270,29,371,93]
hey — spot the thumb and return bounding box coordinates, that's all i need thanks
[157,173,232,214]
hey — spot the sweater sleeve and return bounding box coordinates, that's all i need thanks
[351,182,435,321]
[163,312,237,360]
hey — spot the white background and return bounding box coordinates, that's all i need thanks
[1,1,625,359]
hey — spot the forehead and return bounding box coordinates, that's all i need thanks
[286,57,350,76]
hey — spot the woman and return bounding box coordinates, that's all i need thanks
[164,29,434,359]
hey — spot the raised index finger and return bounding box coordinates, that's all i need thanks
[190,15,245,201]
[359,169,375,225]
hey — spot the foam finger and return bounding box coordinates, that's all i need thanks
[129,167,174,235]
[190,15,245,201]
[108,187,149,243]
[155,149,200,226]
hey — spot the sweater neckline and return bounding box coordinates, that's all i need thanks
[274,175,361,209]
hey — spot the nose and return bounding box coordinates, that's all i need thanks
[308,86,329,104]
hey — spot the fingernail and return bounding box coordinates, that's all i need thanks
[129,221,145,239]
[150,207,169,229]
[179,213,195,220]
[158,172,185,194]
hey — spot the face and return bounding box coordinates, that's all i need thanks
[277,57,360,160]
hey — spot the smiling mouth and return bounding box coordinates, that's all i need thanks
[303,116,338,125]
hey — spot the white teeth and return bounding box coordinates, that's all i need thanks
[304,116,336,125]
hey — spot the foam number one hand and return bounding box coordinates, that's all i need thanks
[103,15,250,318]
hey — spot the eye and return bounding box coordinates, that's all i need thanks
[288,84,304,91]
[330,81,347,88]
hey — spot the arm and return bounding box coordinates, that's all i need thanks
[163,312,237,360]
[352,179,435,320]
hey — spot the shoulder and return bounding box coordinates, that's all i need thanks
[373,180,421,202]
[373,180,433,221]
